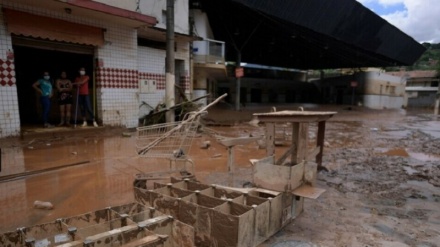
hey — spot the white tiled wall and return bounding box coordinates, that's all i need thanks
[138,46,166,74]
[0,7,20,138]
[95,25,139,128]
[138,46,166,116]
[98,88,140,127]
[193,89,208,106]
[0,86,20,137]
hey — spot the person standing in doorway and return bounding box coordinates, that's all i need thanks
[74,67,98,127]
[56,71,73,126]
[32,71,53,128]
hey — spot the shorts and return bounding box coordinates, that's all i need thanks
[58,92,73,105]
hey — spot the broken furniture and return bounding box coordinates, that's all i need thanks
[217,136,262,173]
[134,178,294,247]
[251,110,336,217]
[0,202,194,247]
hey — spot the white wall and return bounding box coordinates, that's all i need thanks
[192,9,215,55]
[96,25,139,128]
[139,0,189,34]
[362,95,405,109]
[137,46,166,117]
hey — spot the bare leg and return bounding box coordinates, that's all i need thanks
[65,104,72,126]
[59,105,65,126]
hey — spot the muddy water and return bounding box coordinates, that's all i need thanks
[0,133,144,232]
[0,126,265,233]
[1,106,439,247]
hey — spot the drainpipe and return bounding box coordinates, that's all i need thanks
[166,0,175,122]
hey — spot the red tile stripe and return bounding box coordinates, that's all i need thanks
[95,68,189,91]
[96,67,139,89]
[0,59,16,87]
[180,75,190,91]
[139,72,166,90]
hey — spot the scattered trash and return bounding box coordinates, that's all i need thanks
[46,143,51,146]
[248,116,260,127]
[371,128,379,131]
[257,139,266,149]
[173,149,185,158]
[211,154,222,158]
[33,200,54,210]
[71,151,77,155]
[200,141,211,149]
[28,146,34,150]
[242,181,253,188]
[122,132,132,137]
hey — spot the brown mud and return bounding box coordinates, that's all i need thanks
[1,104,440,246]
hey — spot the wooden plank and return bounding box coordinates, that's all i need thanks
[266,123,275,156]
[304,162,318,185]
[297,123,309,163]
[306,146,321,161]
[120,235,163,247]
[253,162,291,191]
[275,146,294,166]
[289,162,305,190]
[218,136,261,147]
[290,123,300,164]
[316,121,326,168]
[292,185,326,199]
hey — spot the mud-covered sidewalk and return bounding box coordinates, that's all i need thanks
[0,104,439,246]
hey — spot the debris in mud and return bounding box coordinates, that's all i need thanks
[122,132,132,137]
[200,140,211,149]
[33,200,54,210]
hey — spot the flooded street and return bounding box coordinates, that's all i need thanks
[1,105,439,246]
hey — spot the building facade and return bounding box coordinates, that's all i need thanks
[388,70,439,108]
[319,70,406,109]
[0,0,192,138]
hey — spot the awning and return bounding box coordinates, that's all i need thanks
[196,0,426,69]
[3,8,104,46]
[59,0,157,27]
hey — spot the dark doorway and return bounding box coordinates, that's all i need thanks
[218,87,230,103]
[285,90,296,103]
[240,87,247,106]
[13,45,94,125]
[250,88,262,103]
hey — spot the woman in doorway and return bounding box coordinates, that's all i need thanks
[56,71,73,126]
[32,71,53,128]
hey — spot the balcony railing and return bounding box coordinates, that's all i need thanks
[193,38,225,65]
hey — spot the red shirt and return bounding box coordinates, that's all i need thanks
[76,75,89,95]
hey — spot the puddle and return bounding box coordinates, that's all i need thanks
[402,166,418,175]
[381,148,409,157]
[402,180,439,204]
[377,148,440,161]
[408,152,440,162]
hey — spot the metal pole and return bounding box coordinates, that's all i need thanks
[351,87,355,106]
[166,0,175,122]
[435,79,440,115]
[235,52,241,111]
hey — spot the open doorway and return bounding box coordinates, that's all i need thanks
[13,42,94,126]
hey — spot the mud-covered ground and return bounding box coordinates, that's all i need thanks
[0,104,439,246]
